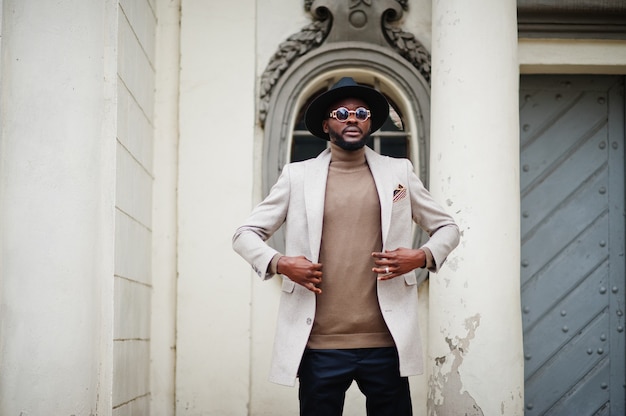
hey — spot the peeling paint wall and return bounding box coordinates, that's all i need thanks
[428,315,484,416]
[429,0,525,414]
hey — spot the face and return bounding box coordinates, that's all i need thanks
[323,98,371,151]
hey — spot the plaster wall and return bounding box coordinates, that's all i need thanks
[176,0,256,414]
[0,0,160,413]
[247,5,313,413]
[249,6,320,412]
[0,0,118,413]
[519,38,626,74]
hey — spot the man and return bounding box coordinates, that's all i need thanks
[232,77,459,415]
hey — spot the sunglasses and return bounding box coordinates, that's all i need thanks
[329,107,371,122]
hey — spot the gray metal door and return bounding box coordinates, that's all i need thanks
[520,75,625,415]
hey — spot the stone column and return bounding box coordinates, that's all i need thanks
[0,0,117,414]
[428,1,524,415]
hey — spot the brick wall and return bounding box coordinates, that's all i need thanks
[113,0,156,414]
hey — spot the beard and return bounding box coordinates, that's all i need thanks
[328,128,370,151]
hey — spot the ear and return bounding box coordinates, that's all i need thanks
[322,120,329,133]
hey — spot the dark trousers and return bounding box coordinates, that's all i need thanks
[297,347,412,416]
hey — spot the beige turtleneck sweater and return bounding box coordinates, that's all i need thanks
[306,144,395,349]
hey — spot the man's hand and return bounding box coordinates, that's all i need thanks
[277,255,323,294]
[372,248,426,281]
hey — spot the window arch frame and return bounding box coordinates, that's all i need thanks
[289,72,416,163]
[261,41,431,253]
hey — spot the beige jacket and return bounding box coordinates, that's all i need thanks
[232,147,460,386]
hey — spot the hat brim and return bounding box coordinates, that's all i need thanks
[304,84,390,140]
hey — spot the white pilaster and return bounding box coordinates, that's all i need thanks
[429,1,524,414]
[176,0,256,414]
[0,0,117,414]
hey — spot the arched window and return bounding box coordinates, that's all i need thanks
[261,45,431,254]
[290,81,410,163]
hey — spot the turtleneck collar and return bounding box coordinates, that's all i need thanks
[329,143,367,167]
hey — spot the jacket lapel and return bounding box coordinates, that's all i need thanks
[304,149,331,262]
[365,147,393,248]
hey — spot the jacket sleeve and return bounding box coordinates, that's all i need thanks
[405,159,460,272]
[232,165,291,280]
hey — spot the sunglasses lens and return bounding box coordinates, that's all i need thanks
[335,107,350,121]
[331,107,370,122]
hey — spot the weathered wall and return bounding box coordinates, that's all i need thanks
[429,1,524,414]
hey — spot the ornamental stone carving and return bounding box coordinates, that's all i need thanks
[259,0,431,126]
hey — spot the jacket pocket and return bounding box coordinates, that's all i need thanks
[281,278,296,293]
[404,272,417,286]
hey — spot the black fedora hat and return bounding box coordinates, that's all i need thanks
[304,77,390,140]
